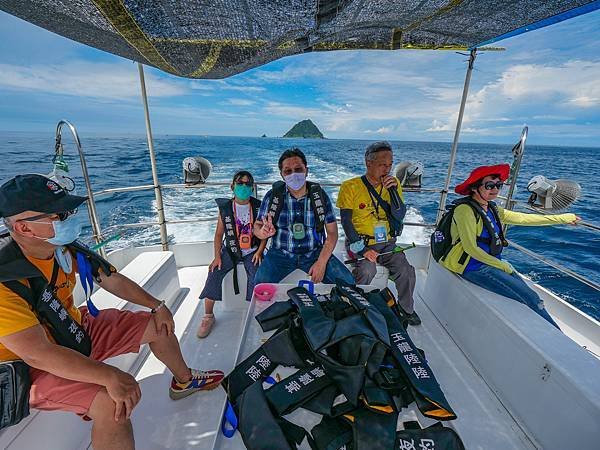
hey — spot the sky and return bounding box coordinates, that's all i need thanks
[0,8,599,146]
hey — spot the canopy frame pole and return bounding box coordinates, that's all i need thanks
[435,49,477,224]
[137,63,169,251]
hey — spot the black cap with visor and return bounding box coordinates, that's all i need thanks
[0,174,87,219]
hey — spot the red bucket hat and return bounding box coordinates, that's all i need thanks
[454,164,510,196]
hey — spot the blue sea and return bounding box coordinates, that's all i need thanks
[1,132,598,319]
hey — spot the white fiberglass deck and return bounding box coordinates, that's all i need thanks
[111,265,535,450]
[3,241,598,450]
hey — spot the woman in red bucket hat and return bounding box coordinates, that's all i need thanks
[436,164,579,329]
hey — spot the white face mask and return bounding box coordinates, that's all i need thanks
[30,213,82,246]
[284,172,306,191]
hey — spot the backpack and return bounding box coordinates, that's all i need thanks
[430,198,505,262]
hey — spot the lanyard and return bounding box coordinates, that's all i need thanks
[366,183,385,220]
[295,196,308,223]
[76,252,100,317]
[287,192,308,224]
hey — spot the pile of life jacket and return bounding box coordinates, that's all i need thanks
[222,282,465,450]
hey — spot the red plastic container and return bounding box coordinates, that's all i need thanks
[253,283,277,301]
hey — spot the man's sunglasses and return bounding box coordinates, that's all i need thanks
[20,209,78,223]
[482,181,504,190]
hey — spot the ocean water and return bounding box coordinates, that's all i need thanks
[1,132,598,319]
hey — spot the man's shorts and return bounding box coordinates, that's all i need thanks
[29,306,152,417]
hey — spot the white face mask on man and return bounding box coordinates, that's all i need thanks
[283,172,306,191]
[28,212,83,246]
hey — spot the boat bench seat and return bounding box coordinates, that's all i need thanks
[219,239,430,307]
[0,251,182,449]
[422,261,600,450]
[220,260,391,310]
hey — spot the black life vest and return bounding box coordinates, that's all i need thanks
[216,197,261,260]
[215,197,261,295]
[360,175,405,239]
[431,197,507,263]
[0,235,116,356]
[265,181,327,232]
[223,282,464,450]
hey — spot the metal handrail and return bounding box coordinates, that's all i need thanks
[508,240,600,293]
[503,126,528,214]
[89,179,600,298]
[93,182,442,198]
[55,120,106,258]
[498,196,600,234]
[100,216,433,234]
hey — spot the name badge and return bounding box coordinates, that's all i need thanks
[374,221,388,243]
[292,223,306,240]
[239,232,252,249]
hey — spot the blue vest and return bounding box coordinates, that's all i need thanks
[463,208,503,273]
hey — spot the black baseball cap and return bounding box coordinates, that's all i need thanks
[0,174,87,218]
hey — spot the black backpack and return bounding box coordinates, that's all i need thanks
[431,198,505,262]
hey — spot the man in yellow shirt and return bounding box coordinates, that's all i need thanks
[0,174,224,449]
[337,142,420,325]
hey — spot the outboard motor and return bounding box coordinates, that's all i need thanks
[394,161,423,188]
[182,156,212,184]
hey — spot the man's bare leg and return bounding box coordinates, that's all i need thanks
[141,316,192,383]
[87,388,134,450]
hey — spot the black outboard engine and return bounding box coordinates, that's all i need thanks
[182,156,212,184]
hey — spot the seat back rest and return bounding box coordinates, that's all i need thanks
[221,263,249,311]
[0,251,181,449]
[423,261,600,450]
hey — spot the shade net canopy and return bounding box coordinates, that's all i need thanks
[0,1,596,79]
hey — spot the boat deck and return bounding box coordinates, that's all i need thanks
[115,265,536,450]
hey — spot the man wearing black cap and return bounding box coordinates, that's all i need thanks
[336,142,420,325]
[0,174,224,450]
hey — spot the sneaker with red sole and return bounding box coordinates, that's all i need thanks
[169,368,224,400]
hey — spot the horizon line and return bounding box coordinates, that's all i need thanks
[1,130,599,150]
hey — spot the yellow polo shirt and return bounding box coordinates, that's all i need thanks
[0,254,81,362]
[336,176,404,237]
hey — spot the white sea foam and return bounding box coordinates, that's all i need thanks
[120,158,429,247]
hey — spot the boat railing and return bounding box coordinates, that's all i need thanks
[89,181,600,294]
[94,181,438,232]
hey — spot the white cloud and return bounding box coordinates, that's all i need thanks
[0,62,186,99]
[189,79,266,93]
[263,102,323,120]
[225,98,255,106]
[494,60,600,107]
[569,96,599,108]
[423,59,600,136]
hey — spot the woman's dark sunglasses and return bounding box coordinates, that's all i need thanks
[235,181,253,187]
[483,181,504,190]
[21,209,78,223]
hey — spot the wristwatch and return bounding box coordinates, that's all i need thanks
[151,300,166,314]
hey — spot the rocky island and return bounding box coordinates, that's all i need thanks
[283,119,324,139]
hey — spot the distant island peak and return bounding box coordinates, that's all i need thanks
[283,119,324,139]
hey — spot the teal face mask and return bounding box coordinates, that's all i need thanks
[233,184,253,201]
